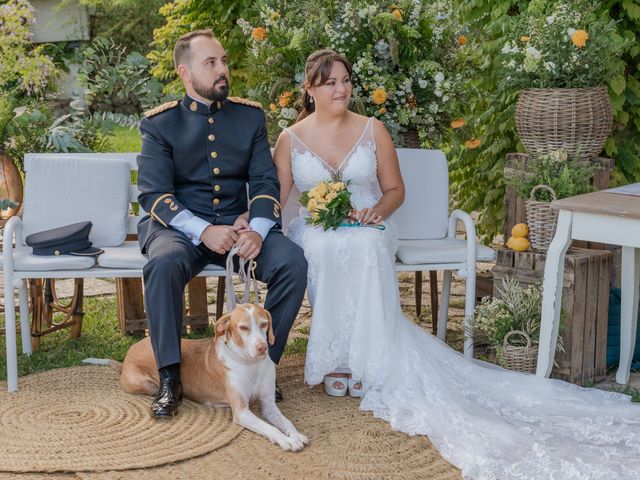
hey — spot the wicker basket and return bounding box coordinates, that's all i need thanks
[401,128,421,148]
[515,86,613,160]
[525,185,558,252]
[501,330,538,373]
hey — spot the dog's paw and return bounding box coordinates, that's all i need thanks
[289,431,309,445]
[274,434,303,452]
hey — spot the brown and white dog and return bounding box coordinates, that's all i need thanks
[85,303,308,451]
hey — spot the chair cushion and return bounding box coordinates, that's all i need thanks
[396,238,495,265]
[97,241,226,275]
[97,241,147,269]
[22,155,131,248]
[0,249,95,271]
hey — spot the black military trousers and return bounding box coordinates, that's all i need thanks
[142,228,308,370]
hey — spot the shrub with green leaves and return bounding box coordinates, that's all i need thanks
[79,38,167,116]
[450,0,640,242]
[472,277,564,363]
[506,150,597,202]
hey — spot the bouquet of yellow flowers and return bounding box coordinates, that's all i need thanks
[299,179,353,231]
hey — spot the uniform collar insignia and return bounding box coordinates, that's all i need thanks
[183,94,226,115]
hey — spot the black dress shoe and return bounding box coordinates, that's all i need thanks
[152,376,183,418]
[275,382,283,403]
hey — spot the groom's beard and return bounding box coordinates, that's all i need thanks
[193,75,229,102]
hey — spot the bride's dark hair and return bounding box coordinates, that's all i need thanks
[296,49,353,123]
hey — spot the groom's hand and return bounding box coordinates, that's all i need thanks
[200,225,240,254]
[236,231,263,260]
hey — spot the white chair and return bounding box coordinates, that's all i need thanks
[392,149,495,357]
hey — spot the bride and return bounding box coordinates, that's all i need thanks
[272,48,640,479]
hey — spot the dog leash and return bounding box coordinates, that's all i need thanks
[225,245,260,313]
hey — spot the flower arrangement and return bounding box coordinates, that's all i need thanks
[498,0,628,89]
[0,0,58,98]
[472,277,563,364]
[299,178,353,230]
[506,149,597,202]
[237,0,464,146]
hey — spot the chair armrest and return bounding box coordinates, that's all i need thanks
[2,216,23,274]
[447,209,477,277]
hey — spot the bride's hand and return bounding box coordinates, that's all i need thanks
[356,208,383,225]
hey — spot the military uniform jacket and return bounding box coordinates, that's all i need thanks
[137,94,281,252]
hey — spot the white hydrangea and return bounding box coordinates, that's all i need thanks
[501,43,519,54]
[277,119,289,129]
[525,46,541,60]
[418,79,428,88]
[546,16,555,24]
[567,27,576,38]
[434,72,445,83]
[434,89,443,98]
[543,61,556,72]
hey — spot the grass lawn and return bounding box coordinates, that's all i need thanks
[109,125,141,152]
[0,295,307,382]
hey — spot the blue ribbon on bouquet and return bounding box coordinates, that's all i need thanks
[338,221,385,230]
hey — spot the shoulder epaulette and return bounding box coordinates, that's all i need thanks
[144,100,179,118]
[227,96,263,109]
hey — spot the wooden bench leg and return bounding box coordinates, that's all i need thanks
[116,278,147,335]
[69,279,84,338]
[185,277,209,332]
[429,271,438,335]
[216,277,226,319]
[415,271,422,317]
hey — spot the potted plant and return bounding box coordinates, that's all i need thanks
[237,0,463,147]
[506,149,597,251]
[498,0,629,160]
[0,97,23,219]
[472,277,563,372]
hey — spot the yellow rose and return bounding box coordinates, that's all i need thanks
[325,191,338,203]
[464,138,481,149]
[252,27,267,42]
[269,103,277,112]
[520,35,530,42]
[307,198,318,212]
[378,107,387,115]
[315,182,329,198]
[372,87,387,105]
[457,35,467,46]
[311,211,320,221]
[270,11,281,21]
[329,181,344,192]
[571,29,588,48]
[391,9,403,21]
[450,118,465,129]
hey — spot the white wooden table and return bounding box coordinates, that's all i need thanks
[536,189,640,384]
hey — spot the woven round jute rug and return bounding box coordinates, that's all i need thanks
[0,365,243,473]
[0,355,461,479]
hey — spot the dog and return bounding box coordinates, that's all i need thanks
[84,303,308,451]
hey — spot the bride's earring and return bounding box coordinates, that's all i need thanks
[309,96,314,104]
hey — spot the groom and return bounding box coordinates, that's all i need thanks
[137,29,308,418]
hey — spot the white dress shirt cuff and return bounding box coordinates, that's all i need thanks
[169,210,210,245]
[249,217,275,240]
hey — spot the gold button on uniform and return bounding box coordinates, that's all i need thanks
[214,185,221,192]
[213,198,220,205]
[208,134,215,141]
[213,167,220,174]
[210,151,217,159]
[208,117,214,124]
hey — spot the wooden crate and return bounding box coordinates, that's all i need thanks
[503,153,614,246]
[492,247,611,385]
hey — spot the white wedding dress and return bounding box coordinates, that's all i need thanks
[285,118,640,480]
